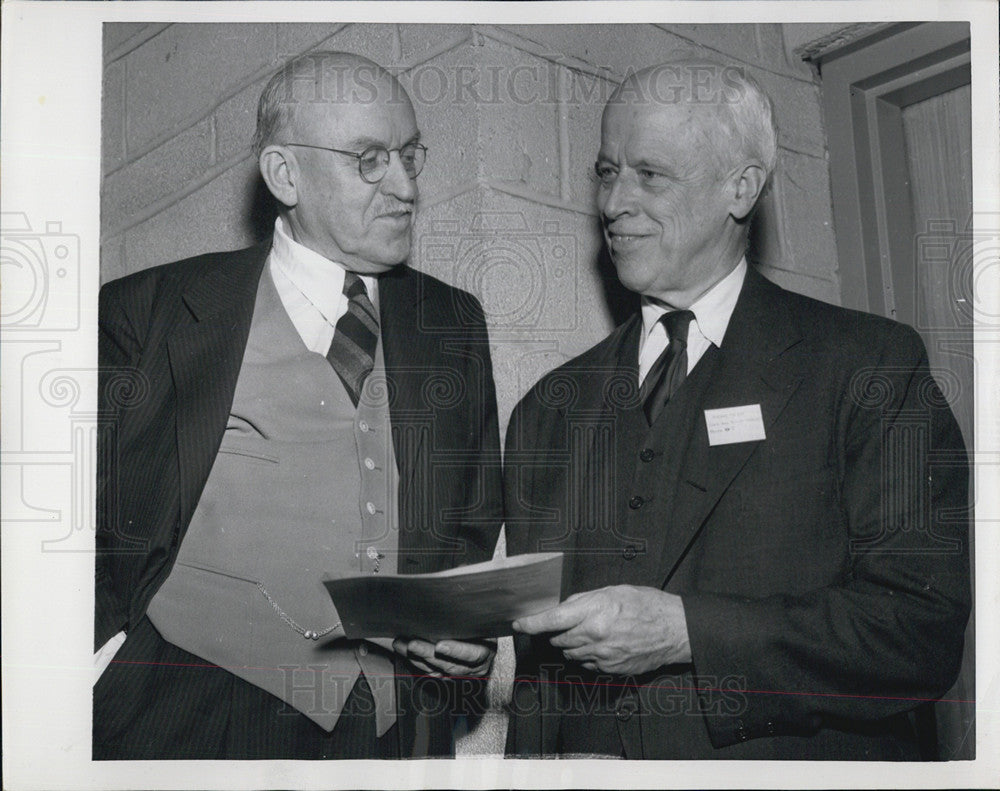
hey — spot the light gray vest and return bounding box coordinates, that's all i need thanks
[147,266,400,735]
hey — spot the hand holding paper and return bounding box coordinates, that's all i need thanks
[513,584,691,675]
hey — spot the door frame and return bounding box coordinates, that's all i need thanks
[816,21,971,325]
[812,21,974,760]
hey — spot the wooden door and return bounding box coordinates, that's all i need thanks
[817,21,975,759]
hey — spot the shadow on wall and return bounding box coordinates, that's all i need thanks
[249,175,280,242]
[595,241,639,326]
[746,179,780,274]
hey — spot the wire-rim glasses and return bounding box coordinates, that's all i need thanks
[284,141,427,183]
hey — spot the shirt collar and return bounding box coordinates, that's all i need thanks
[640,257,747,346]
[270,216,377,324]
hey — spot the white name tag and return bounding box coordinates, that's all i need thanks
[704,404,766,446]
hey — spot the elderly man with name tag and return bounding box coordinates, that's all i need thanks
[94,52,502,760]
[504,60,970,760]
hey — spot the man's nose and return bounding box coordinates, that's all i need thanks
[380,153,417,201]
[600,171,637,220]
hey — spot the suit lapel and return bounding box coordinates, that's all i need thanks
[379,267,432,557]
[657,267,805,585]
[168,243,270,535]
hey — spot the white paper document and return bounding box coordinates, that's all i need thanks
[324,552,563,641]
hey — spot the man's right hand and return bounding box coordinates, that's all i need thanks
[513,585,691,675]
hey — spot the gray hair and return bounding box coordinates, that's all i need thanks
[617,59,779,179]
[713,64,778,178]
[251,51,401,158]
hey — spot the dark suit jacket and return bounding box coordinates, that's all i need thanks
[96,241,503,755]
[505,266,970,759]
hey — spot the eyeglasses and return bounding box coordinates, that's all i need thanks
[284,141,428,183]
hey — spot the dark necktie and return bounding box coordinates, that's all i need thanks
[326,272,379,406]
[640,309,695,425]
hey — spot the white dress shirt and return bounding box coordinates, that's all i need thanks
[637,258,747,386]
[268,215,379,352]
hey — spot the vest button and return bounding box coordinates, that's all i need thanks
[628,495,644,510]
[736,718,750,741]
[615,698,637,722]
[359,420,369,432]
[622,545,638,560]
[364,457,376,470]
[639,448,655,462]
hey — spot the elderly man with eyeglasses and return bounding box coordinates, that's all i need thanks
[93,52,502,760]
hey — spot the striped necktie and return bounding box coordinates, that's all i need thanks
[640,309,695,425]
[326,272,379,406]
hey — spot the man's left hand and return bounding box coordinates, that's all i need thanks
[512,585,691,675]
[392,637,496,679]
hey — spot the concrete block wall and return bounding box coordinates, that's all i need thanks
[101,22,841,755]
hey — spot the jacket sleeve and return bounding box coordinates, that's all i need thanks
[504,392,549,755]
[95,279,146,649]
[683,323,971,747]
[458,294,504,564]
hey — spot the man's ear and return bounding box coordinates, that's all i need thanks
[728,162,767,222]
[259,145,299,209]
